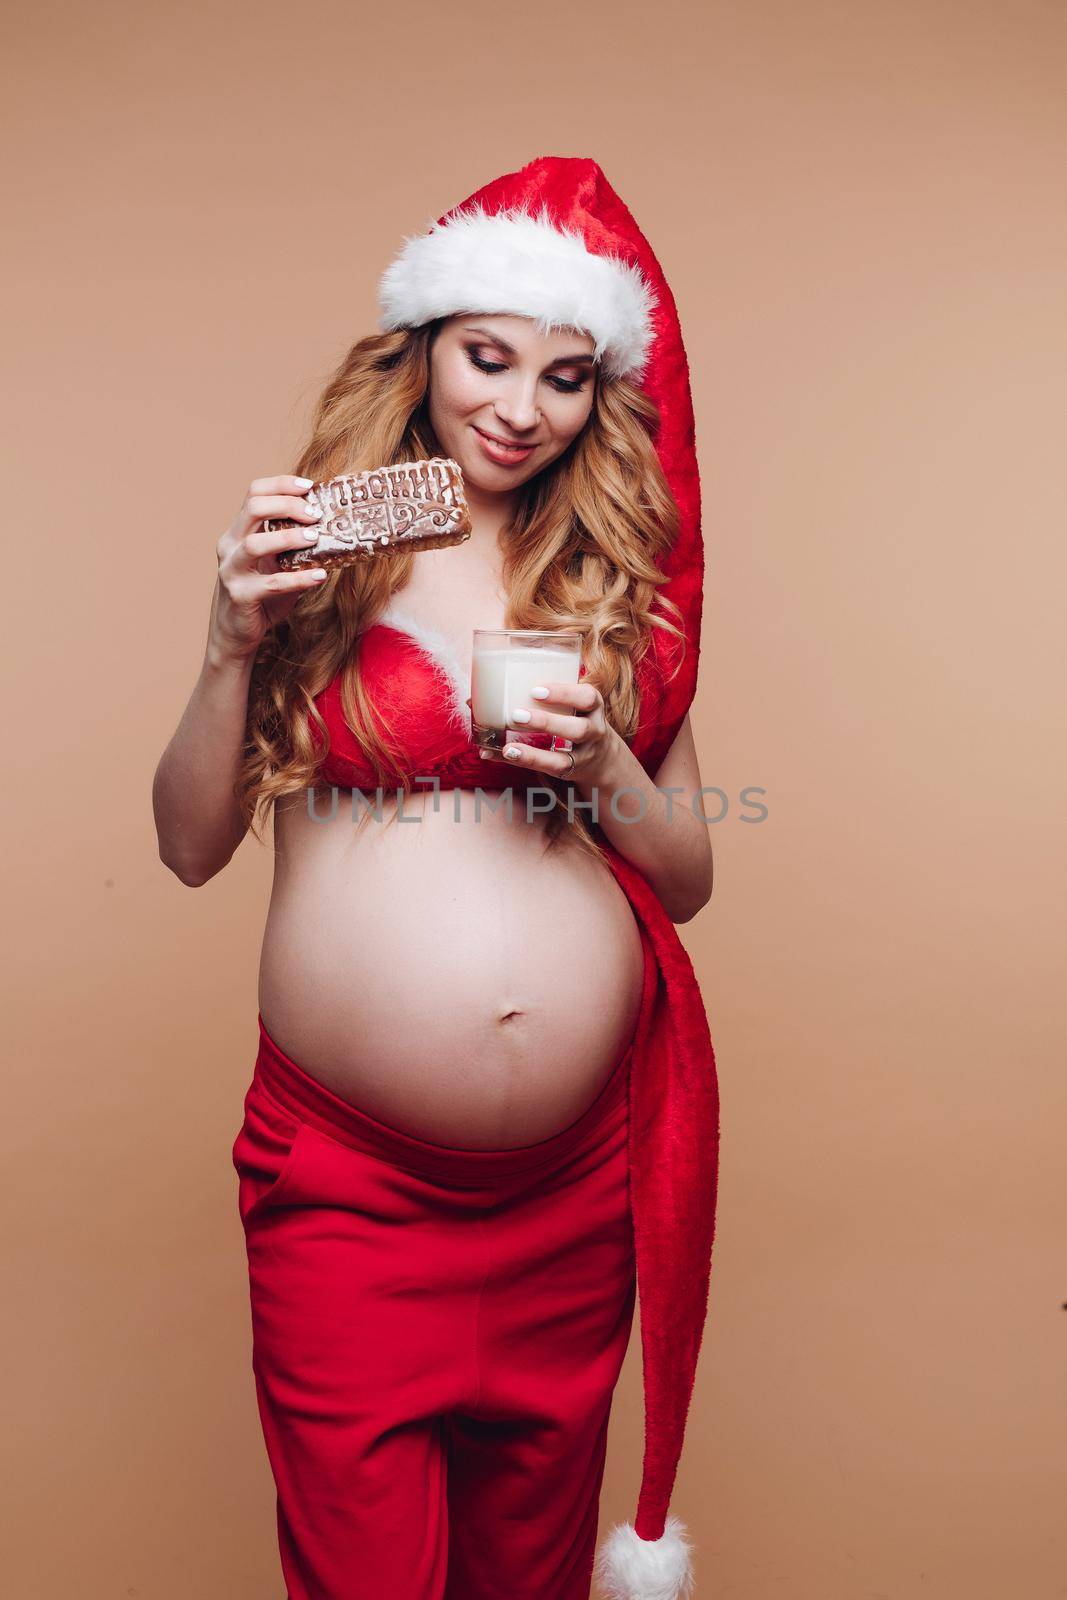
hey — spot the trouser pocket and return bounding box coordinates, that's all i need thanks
[232,1078,310,1229]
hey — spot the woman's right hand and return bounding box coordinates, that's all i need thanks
[209,474,330,662]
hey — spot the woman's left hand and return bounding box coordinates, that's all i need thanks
[467,683,618,783]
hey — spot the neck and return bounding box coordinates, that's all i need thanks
[463,478,518,556]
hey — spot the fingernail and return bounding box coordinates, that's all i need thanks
[304,526,321,539]
[294,476,314,488]
[511,708,531,723]
[531,687,550,700]
[504,745,521,759]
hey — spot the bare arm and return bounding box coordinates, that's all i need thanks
[480,678,714,924]
[152,632,257,887]
[152,472,330,886]
[579,712,714,923]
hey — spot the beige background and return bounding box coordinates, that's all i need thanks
[3,1,1063,1594]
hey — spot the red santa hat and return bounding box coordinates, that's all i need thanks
[377,155,715,1600]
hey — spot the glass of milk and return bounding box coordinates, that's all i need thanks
[471,629,583,755]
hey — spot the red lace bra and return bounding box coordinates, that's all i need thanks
[307,599,669,794]
[308,603,581,795]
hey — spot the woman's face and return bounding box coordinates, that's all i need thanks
[426,313,597,499]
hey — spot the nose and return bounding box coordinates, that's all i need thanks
[493,373,541,433]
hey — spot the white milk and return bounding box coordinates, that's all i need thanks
[471,645,581,732]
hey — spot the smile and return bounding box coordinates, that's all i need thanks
[472,426,538,464]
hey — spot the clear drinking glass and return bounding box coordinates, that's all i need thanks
[471,629,583,754]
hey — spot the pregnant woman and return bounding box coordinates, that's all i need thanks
[153,157,720,1600]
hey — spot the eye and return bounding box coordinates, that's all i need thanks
[467,350,507,376]
[466,348,588,395]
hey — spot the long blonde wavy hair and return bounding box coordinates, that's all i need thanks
[237,319,686,862]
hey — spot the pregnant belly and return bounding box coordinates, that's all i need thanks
[257,790,646,1149]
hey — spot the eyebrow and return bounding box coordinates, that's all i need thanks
[462,325,596,367]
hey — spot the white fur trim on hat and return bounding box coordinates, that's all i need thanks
[377,202,657,382]
[593,1515,696,1600]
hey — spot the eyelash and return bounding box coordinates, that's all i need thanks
[466,349,586,394]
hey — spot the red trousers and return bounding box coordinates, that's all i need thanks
[232,928,656,1599]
